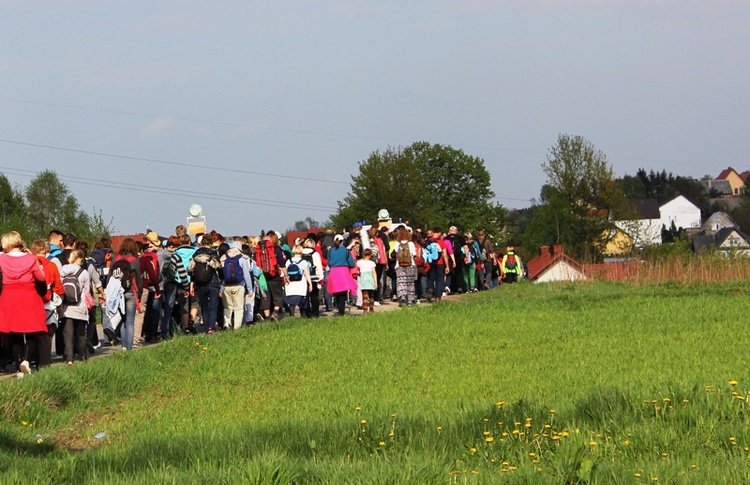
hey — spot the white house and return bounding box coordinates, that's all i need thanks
[615,195,701,247]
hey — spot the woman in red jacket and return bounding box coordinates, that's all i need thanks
[0,231,46,375]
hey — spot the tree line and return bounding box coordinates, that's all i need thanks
[0,170,111,244]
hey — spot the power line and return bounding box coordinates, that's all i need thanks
[0,138,350,186]
[0,166,338,213]
[0,96,733,167]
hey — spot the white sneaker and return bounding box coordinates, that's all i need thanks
[374,301,381,306]
[19,360,31,375]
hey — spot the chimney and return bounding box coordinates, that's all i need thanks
[540,246,549,256]
[552,244,563,255]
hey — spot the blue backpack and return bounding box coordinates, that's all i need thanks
[222,254,244,285]
[424,242,440,264]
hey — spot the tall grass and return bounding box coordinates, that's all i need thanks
[2,280,750,483]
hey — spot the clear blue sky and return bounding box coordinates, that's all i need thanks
[1,1,748,236]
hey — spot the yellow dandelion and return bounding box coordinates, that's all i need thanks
[730,380,739,386]
[390,413,396,418]
[471,470,480,475]
[552,435,560,441]
[483,418,489,423]
[36,437,43,444]
[738,395,746,401]
[21,421,27,426]
[379,441,386,447]
[624,440,631,446]
[661,452,668,458]
[509,466,517,471]
[437,426,443,432]
[360,419,367,424]
[355,406,360,412]
[202,346,207,351]
[512,430,520,435]
[544,424,551,429]
[483,431,490,436]
[549,409,556,414]
[470,447,477,454]
[529,452,535,458]
[497,401,506,407]
[485,436,494,443]
[691,464,697,470]
[634,473,641,478]
[389,432,395,437]
[662,397,670,402]
[525,417,532,422]
[524,423,532,428]
[502,461,509,466]
[502,432,509,437]
[589,441,597,446]
[502,469,508,473]
[652,477,659,482]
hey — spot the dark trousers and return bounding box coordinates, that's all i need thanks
[196,284,220,331]
[87,304,100,348]
[8,333,40,370]
[334,292,347,315]
[37,326,54,368]
[376,264,386,301]
[427,264,446,299]
[62,318,87,362]
[306,283,320,317]
[143,288,162,338]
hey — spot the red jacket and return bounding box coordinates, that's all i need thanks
[36,256,63,302]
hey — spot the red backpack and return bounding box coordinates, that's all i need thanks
[255,239,279,277]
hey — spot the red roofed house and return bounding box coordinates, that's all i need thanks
[526,245,588,283]
[716,167,746,196]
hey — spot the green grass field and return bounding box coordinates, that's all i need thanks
[2,280,750,483]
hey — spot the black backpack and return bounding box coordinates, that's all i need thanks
[287,258,303,282]
[301,252,318,282]
[191,252,218,285]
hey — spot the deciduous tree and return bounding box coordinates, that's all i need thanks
[331,142,506,234]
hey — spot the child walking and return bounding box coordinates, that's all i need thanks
[357,249,378,315]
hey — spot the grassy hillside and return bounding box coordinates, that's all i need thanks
[2,280,750,483]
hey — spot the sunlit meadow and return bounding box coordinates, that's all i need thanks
[2,279,750,483]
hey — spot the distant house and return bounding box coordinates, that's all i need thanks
[526,245,588,283]
[702,179,733,198]
[693,226,750,256]
[614,195,701,247]
[715,167,748,196]
[602,227,634,256]
[701,212,736,235]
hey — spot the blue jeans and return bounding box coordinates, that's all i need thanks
[161,283,178,338]
[196,284,220,331]
[121,292,136,350]
[143,288,162,339]
[427,264,446,299]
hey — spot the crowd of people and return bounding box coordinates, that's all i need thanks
[0,219,525,377]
